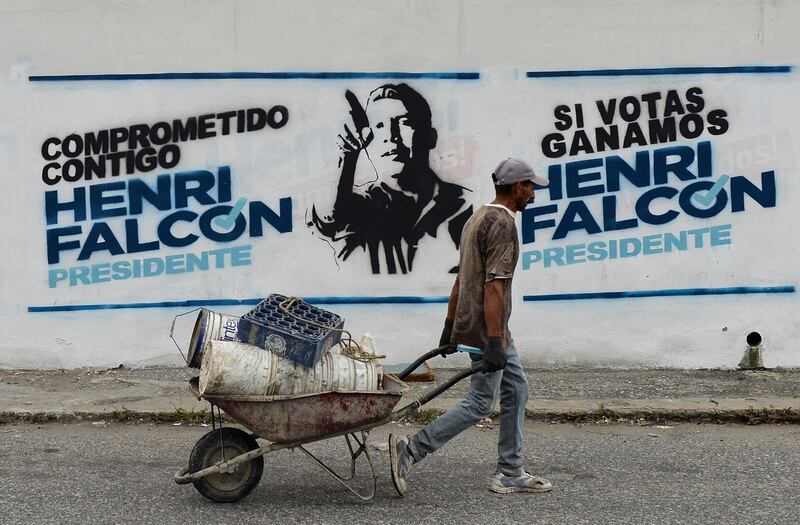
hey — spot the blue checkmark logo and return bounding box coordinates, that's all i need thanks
[214,197,248,229]
[691,175,730,209]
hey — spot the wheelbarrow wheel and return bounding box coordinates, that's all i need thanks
[189,427,264,503]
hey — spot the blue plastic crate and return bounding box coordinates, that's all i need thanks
[236,294,345,368]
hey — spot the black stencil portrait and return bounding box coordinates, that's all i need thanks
[310,83,472,274]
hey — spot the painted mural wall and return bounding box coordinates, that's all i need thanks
[0,0,798,368]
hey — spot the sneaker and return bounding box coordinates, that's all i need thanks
[389,433,415,496]
[489,470,553,494]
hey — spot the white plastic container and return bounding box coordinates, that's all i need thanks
[198,339,382,396]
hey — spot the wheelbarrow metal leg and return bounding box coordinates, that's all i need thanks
[322,432,366,482]
[297,431,377,501]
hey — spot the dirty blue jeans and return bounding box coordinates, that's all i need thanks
[407,341,529,475]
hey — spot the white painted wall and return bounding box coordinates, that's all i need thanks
[0,0,798,369]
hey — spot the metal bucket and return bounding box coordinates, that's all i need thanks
[198,340,382,396]
[186,309,240,369]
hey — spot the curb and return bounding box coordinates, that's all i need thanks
[3,406,800,426]
[400,406,800,426]
[523,407,800,425]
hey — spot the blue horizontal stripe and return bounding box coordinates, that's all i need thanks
[27,298,260,312]
[26,286,795,312]
[27,295,450,312]
[526,66,792,78]
[303,295,449,305]
[28,71,480,82]
[523,286,796,302]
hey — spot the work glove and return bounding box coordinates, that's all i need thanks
[438,319,457,357]
[482,336,507,373]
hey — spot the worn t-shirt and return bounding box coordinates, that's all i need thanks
[450,204,518,350]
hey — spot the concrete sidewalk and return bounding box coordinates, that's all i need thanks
[1,365,799,424]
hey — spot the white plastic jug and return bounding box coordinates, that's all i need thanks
[198,339,382,396]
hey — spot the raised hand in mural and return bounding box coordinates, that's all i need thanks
[336,124,371,167]
[311,90,374,239]
[337,90,374,168]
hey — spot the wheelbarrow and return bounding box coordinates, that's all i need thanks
[174,345,482,503]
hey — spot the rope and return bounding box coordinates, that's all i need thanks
[278,297,385,362]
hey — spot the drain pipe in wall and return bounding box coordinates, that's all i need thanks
[739,331,764,370]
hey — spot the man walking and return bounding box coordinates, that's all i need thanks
[389,158,552,495]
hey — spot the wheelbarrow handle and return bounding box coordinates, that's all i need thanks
[391,362,484,421]
[395,344,458,380]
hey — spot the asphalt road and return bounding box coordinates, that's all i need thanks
[2,421,799,524]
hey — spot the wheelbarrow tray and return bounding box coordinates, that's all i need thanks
[188,375,406,443]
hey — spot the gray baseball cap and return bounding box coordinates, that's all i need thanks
[492,158,549,187]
